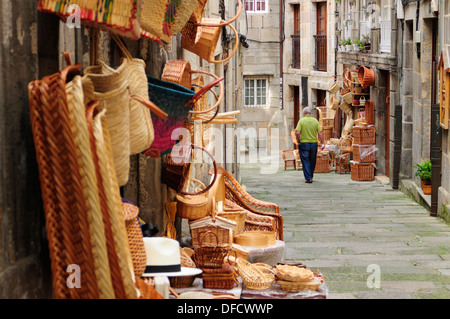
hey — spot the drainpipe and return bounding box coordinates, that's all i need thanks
[279,0,284,110]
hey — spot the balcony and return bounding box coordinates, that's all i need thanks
[314,35,327,72]
[291,35,301,69]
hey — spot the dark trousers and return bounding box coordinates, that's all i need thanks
[298,143,318,181]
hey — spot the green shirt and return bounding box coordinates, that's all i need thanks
[295,115,322,143]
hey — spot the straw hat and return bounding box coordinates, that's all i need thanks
[142,237,202,277]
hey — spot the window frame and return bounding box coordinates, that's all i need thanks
[244,77,269,108]
[245,0,268,13]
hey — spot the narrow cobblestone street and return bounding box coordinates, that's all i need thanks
[239,155,450,299]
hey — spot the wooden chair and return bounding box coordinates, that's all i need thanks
[209,166,283,240]
[281,149,297,170]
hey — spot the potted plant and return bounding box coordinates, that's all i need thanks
[413,160,432,195]
[353,38,361,52]
[362,34,371,51]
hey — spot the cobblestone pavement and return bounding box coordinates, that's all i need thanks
[239,155,450,299]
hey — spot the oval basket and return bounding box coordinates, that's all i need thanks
[357,65,375,89]
[236,258,274,290]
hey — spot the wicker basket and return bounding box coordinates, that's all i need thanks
[234,231,277,248]
[181,18,239,64]
[352,144,376,163]
[339,101,352,115]
[189,214,236,247]
[192,231,230,269]
[276,278,322,292]
[314,154,330,173]
[322,127,333,142]
[201,263,238,289]
[122,202,146,276]
[176,179,209,220]
[352,125,376,145]
[236,258,275,290]
[350,161,375,181]
[162,60,192,89]
[217,210,247,235]
[274,265,315,282]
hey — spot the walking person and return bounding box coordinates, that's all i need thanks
[295,107,325,183]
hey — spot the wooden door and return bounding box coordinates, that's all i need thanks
[294,86,300,127]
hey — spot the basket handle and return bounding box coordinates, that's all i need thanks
[130,95,168,119]
[111,34,133,61]
[185,75,224,109]
[207,22,239,65]
[195,0,242,27]
[198,230,219,249]
[179,144,218,196]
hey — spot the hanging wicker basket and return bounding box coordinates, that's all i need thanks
[358,65,375,89]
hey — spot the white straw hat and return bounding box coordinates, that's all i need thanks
[142,237,202,277]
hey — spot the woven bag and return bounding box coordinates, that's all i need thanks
[161,61,224,123]
[86,102,138,299]
[146,76,222,156]
[83,73,131,187]
[38,0,143,40]
[140,0,170,42]
[109,35,157,155]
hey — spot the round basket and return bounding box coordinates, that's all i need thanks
[234,231,276,248]
[236,258,275,290]
[342,91,353,104]
[357,65,375,89]
[328,76,341,93]
[176,179,209,220]
[330,95,339,110]
[274,265,315,282]
[169,276,197,288]
[339,101,352,114]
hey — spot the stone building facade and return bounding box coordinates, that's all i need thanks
[283,0,338,147]
[237,0,286,152]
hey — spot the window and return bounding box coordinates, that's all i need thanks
[245,0,267,13]
[244,78,268,107]
[292,4,301,68]
[380,0,391,53]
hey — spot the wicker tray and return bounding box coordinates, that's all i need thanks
[276,277,322,292]
[274,265,315,282]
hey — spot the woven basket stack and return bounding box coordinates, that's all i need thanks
[351,125,376,181]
